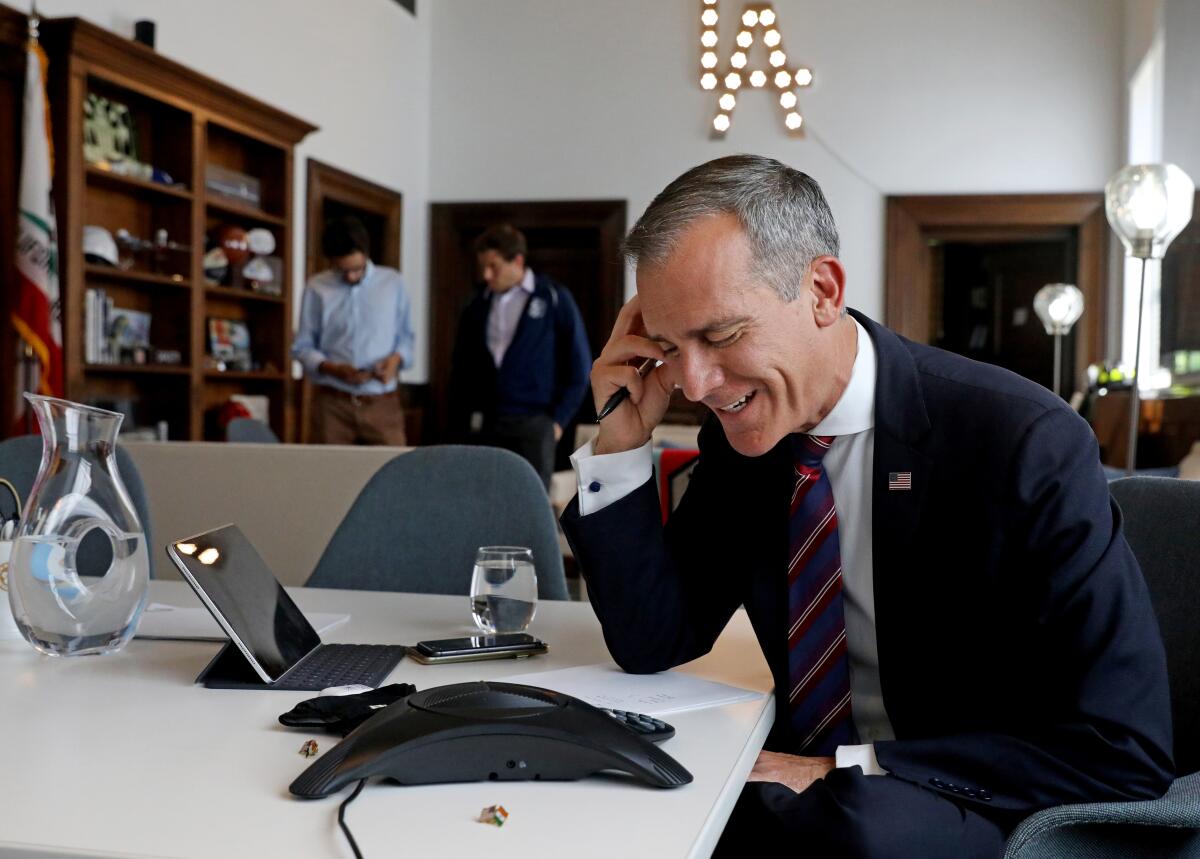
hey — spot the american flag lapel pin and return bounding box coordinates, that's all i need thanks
[888,471,912,491]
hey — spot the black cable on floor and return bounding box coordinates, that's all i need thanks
[338,779,368,859]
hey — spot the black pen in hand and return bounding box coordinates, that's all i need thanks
[596,357,660,420]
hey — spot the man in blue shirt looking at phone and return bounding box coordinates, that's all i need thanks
[294,216,415,445]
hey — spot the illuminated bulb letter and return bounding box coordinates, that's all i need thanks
[701,3,811,136]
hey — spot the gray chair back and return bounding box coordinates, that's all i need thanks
[306,445,568,599]
[1111,476,1200,774]
[0,434,155,578]
[226,418,279,444]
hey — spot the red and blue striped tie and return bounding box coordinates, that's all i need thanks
[787,434,856,755]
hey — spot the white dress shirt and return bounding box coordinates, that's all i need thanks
[486,267,536,366]
[571,317,892,775]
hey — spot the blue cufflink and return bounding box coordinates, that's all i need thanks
[588,481,602,493]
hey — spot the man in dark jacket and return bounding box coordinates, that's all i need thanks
[561,155,1173,856]
[449,224,591,488]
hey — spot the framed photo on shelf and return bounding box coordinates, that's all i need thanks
[207,317,252,371]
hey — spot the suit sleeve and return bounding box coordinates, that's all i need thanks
[560,421,745,673]
[875,407,1174,815]
[551,288,592,428]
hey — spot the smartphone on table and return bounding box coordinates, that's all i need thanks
[408,632,548,664]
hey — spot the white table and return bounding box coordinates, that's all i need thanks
[0,582,774,859]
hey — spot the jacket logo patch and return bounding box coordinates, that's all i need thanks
[527,297,548,319]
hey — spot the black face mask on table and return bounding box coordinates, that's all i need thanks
[279,683,416,736]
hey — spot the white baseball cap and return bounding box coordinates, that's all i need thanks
[246,227,276,256]
[83,225,118,266]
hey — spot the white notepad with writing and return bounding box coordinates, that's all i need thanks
[497,662,763,716]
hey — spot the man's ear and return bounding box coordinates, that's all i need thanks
[808,256,847,328]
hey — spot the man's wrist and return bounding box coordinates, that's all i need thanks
[594,430,652,456]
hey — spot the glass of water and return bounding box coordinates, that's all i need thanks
[470,546,537,634]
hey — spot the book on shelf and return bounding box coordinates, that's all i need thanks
[84,288,152,365]
[85,287,114,364]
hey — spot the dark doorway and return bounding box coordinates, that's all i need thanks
[1160,192,1200,363]
[935,237,1076,391]
[429,200,626,467]
[886,194,1108,399]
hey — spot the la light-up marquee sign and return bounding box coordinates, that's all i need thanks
[699,2,813,137]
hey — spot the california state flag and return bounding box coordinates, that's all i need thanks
[12,31,62,421]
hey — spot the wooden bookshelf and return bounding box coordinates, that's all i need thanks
[204,369,287,381]
[43,17,316,441]
[85,164,193,200]
[206,197,287,227]
[84,363,191,376]
[84,263,191,289]
[204,286,286,304]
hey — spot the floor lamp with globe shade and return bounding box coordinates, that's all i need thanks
[1104,163,1194,475]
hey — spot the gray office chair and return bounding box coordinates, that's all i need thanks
[1004,477,1200,858]
[0,434,155,578]
[306,445,568,599]
[226,418,279,444]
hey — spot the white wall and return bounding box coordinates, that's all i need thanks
[429,0,1124,322]
[1162,0,1200,179]
[14,0,436,381]
[17,1,1137,373]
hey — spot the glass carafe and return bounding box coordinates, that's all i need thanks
[8,395,149,656]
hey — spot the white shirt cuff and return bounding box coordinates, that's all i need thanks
[570,438,654,516]
[835,744,886,776]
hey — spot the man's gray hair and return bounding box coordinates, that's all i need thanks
[622,154,840,302]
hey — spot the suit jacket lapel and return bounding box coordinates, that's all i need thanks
[851,311,933,726]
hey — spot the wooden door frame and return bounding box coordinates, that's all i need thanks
[885,194,1109,389]
[429,199,627,441]
[305,159,402,276]
[299,159,404,441]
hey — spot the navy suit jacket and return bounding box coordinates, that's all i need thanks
[448,273,591,432]
[561,311,1173,818]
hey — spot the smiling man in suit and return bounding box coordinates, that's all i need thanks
[560,155,1173,857]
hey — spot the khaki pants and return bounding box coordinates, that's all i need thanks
[310,385,407,446]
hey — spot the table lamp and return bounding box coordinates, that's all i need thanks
[1033,283,1085,398]
[1104,163,1195,474]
